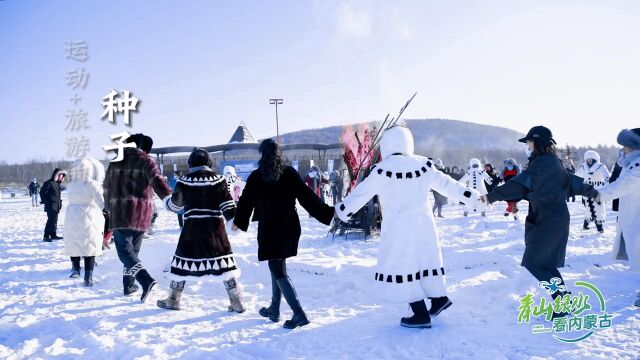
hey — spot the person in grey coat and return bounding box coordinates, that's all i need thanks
[484,126,599,316]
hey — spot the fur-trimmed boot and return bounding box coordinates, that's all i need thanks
[157,280,185,310]
[224,278,245,313]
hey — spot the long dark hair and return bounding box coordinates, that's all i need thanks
[532,141,558,157]
[258,139,284,181]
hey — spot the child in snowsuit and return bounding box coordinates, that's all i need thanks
[459,158,492,217]
[575,150,611,233]
[160,148,245,313]
[501,158,520,220]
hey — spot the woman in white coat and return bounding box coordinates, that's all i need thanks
[63,158,106,287]
[459,158,492,217]
[575,150,611,233]
[595,128,640,307]
[336,126,480,328]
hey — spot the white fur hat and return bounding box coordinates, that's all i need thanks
[583,150,600,163]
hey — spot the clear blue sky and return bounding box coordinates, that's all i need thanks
[1,0,639,164]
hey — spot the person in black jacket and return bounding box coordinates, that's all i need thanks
[28,178,40,207]
[484,126,599,318]
[40,168,67,241]
[483,163,501,194]
[233,139,335,329]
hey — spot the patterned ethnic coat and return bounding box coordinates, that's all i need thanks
[164,166,239,280]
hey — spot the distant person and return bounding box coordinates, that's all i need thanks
[329,170,343,205]
[304,166,322,198]
[64,158,106,287]
[564,158,577,202]
[168,170,184,228]
[501,158,521,220]
[40,168,67,241]
[575,150,611,233]
[459,158,492,217]
[103,133,172,302]
[431,158,449,218]
[28,178,41,207]
[223,166,246,203]
[483,163,501,193]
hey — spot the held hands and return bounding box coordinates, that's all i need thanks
[103,231,113,249]
[226,219,241,235]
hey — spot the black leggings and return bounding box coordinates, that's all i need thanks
[268,259,288,280]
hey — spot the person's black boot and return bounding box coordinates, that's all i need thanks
[428,296,452,317]
[401,300,432,328]
[123,273,139,296]
[84,257,95,287]
[583,220,590,230]
[70,257,81,278]
[43,234,52,242]
[276,277,309,329]
[132,264,157,303]
[122,267,139,296]
[595,221,604,233]
[51,234,63,240]
[551,291,571,319]
[259,272,282,322]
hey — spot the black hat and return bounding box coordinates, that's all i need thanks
[188,148,213,169]
[519,126,557,145]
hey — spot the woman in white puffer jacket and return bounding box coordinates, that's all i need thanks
[63,158,106,287]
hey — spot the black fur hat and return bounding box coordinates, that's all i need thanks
[188,148,213,169]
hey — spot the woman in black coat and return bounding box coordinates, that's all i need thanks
[233,139,334,329]
[484,126,598,315]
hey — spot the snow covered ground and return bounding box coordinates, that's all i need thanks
[0,193,638,359]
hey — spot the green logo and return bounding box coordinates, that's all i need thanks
[517,278,612,343]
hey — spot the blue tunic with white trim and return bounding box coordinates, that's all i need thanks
[165,167,238,278]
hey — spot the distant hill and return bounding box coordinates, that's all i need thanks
[279,119,524,149]
[277,119,528,168]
